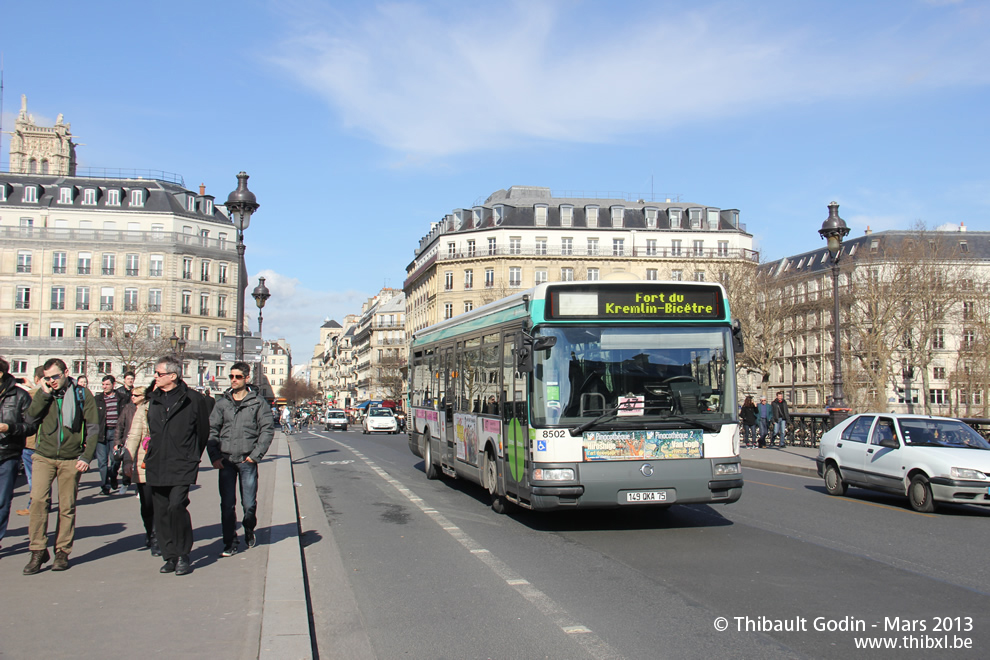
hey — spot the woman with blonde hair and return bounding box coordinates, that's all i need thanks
[122,383,158,555]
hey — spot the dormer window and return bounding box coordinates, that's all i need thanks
[130,189,145,207]
[586,205,599,227]
[205,199,213,215]
[0,184,7,202]
[610,206,624,228]
[560,204,573,227]
[453,210,465,230]
[960,240,969,253]
[493,205,504,226]
[107,189,121,206]
[83,189,97,205]
[23,186,38,203]
[644,207,658,229]
[59,187,73,204]
[534,204,548,227]
[472,207,482,228]
[707,209,719,230]
[689,208,702,229]
[187,196,197,212]
[668,208,682,228]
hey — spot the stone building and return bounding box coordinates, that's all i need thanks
[403,186,757,333]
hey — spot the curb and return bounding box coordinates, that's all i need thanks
[260,432,314,659]
[741,458,819,479]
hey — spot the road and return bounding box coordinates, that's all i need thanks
[290,427,990,660]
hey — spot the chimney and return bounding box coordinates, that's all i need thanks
[864,226,872,235]
[960,221,967,232]
[199,183,206,196]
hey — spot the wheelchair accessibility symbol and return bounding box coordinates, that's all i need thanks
[537,440,547,451]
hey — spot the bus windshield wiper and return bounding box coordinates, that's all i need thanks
[654,414,720,433]
[568,402,631,436]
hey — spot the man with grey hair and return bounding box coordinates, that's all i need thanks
[144,355,210,576]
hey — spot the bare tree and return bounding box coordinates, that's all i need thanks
[373,353,406,402]
[279,375,319,405]
[95,309,172,375]
[949,275,990,417]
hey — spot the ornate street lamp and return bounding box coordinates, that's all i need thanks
[819,201,851,427]
[169,330,179,354]
[251,276,272,391]
[223,172,260,362]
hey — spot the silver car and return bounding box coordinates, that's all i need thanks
[817,413,990,512]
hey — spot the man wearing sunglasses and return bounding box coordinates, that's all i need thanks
[207,362,274,557]
[23,359,99,574]
[144,355,210,576]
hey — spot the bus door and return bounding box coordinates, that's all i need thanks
[502,335,529,497]
[442,346,456,466]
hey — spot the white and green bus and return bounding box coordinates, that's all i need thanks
[407,280,744,512]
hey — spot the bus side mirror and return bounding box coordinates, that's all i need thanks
[732,318,745,354]
[517,334,556,373]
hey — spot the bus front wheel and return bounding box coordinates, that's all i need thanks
[484,450,509,514]
[423,432,439,480]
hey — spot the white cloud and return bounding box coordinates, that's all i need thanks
[272,1,990,157]
[248,269,369,359]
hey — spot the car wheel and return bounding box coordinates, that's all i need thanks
[908,474,937,513]
[484,450,509,514]
[824,463,848,496]
[424,435,439,480]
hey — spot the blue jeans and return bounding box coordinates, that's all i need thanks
[758,419,770,446]
[743,424,758,445]
[218,459,258,546]
[0,456,22,543]
[774,419,788,446]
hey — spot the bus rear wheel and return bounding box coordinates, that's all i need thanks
[423,432,439,480]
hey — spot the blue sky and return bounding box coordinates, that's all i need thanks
[3,0,988,361]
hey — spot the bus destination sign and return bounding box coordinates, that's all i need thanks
[547,284,724,321]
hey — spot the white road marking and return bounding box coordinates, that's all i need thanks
[313,433,626,660]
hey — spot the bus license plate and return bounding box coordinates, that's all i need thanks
[626,490,668,503]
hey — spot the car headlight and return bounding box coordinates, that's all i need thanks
[533,468,574,481]
[714,463,741,476]
[950,467,988,481]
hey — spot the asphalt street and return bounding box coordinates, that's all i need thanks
[291,427,990,660]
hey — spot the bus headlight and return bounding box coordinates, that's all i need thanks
[713,463,741,476]
[533,468,575,481]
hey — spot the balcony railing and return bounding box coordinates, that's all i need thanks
[53,266,66,274]
[181,306,191,315]
[102,268,115,275]
[126,268,139,276]
[430,245,761,263]
[100,302,114,311]
[15,301,30,309]
[76,302,90,310]
[147,304,161,312]
[0,226,236,252]
[78,266,91,275]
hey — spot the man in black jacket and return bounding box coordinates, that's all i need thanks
[0,357,38,550]
[94,375,129,495]
[145,355,210,576]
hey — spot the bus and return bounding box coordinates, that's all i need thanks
[407,280,744,512]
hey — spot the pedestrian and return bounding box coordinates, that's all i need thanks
[280,407,293,435]
[122,384,159,556]
[117,371,136,397]
[23,358,98,574]
[0,357,38,552]
[15,366,45,516]
[739,395,758,448]
[771,392,791,448]
[757,396,771,449]
[94,374,129,495]
[207,362,274,557]
[144,355,210,576]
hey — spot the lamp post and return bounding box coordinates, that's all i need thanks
[819,201,851,427]
[223,172,260,363]
[251,276,271,392]
[82,317,100,380]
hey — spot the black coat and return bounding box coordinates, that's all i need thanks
[739,404,758,426]
[0,374,37,462]
[145,380,210,487]
[95,387,130,442]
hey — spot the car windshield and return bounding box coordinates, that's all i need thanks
[531,325,736,427]
[329,412,345,418]
[899,419,990,449]
[369,408,393,417]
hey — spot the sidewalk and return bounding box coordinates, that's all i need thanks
[740,443,821,478]
[0,432,311,660]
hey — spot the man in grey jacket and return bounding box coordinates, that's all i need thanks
[207,361,274,557]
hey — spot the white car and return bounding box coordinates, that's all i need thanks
[816,413,990,512]
[363,407,398,434]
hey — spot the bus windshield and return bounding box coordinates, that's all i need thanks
[531,325,736,428]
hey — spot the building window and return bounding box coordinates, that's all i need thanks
[52,251,67,274]
[535,238,547,255]
[100,323,113,339]
[464,301,474,313]
[102,253,116,276]
[218,263,228,284]
[587,238,599,256]
[932,328,945,349]
[671,269,683,281]
[51,287,66,310]
[963,301,974,321]
[561,237,573,256]
[200,293,210,316]
[645,208,658,229]
[97,361,113,374]
[126,254,140,277]
[587,268,599,281]
[645,239,657,256]
[78,252,92,275]
[183,258,193,279]
[689,208,701,228]
[444,303,453,320]
[467,240,476,257]
[14,322,29,337]
[23,186,38,203]
[933,366,946,380]
[218,295,227,318]
[130,189,144,207]
[694,271,706,282]
[100,287,115,311]
[535,270,547,285]
[148,289,162,312]
[707,209,719,230]
[181,291,192,315]
[485,268,495,288]
[180,326,190,340]
[464,270,473,289]
[669,209,681,228]
[586,206,599,227]
[50,323,65,339]
[124,288,139,311]
[83,189,97,205]
[16,251,32,273]
[107,189,121,206]
[148,324,161,339]
[149,255,163,278]
[646,269,658,281]
[561,267,574,282]
[15,286,30,310]
[671,240,682,256]
[75,323,90,338]
[509,267,522,288]
[59,188,73,204]
[929,389,948,405]
[611,206,624,228]
[960,240,969,253]
[612,238,625,256]
[447,242,456,257]
[718,240,729,257]
[560,205,573,227]
[534,205,548,226]
[76,287,90,310]
[444,271,454,290]
[11,360,27,373]
[201,260,211,282]
[200,327,210,342]
[488,238,497,255]
[693,240,704,256]
[509,237,522,255]
[963,329,976,350]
